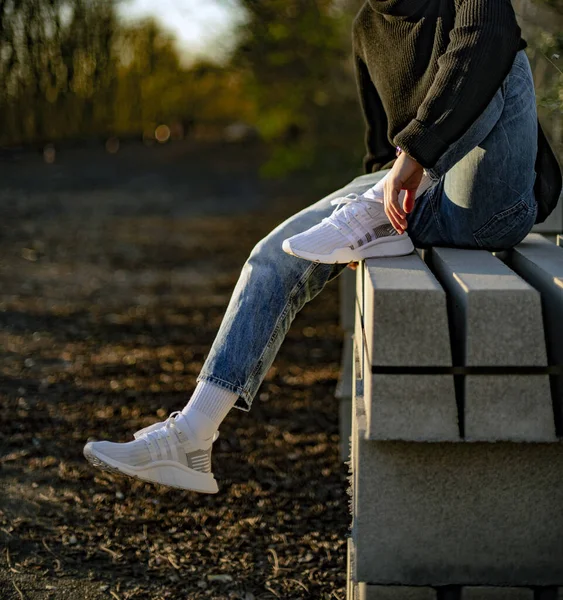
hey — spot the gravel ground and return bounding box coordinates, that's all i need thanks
[0,141,350,600]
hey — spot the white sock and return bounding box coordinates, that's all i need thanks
[361,172,388,203]
[180,381,238,440]
[361,169,434,205]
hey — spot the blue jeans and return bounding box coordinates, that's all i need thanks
[199,50,538,411]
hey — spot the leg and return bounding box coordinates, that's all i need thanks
[408,50,538,250]
[83,171,389,490]
[198,172,389,411]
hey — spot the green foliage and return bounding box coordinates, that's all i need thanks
[517,0,563,159]
[532,0,563,11]
[233,0,365,184]
[0,0,366,188]
[0,0,119,143]
[0,0,254,145]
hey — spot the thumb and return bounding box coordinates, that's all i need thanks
[403,189,417,214]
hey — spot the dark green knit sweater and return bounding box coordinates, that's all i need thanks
[353,0,562,222]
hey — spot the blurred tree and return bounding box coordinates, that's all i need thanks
[114,18,186,135]
[0,0,120,144]
[113,19,255,138]
[0,1,254,146]
[0,0,116,142]
[1,0,559,190]
[0,0,365,189]
[231,0,365,184]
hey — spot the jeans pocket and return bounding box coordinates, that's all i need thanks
[473,198,535,250]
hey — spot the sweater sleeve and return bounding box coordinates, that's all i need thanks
[394,0,522,169]
[355,51,397,174]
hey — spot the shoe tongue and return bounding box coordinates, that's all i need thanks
[176,413,219,444]
[172,413,196,438]
[340,199,366,219]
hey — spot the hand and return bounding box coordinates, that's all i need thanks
[384,152,424,234]
[347,262,358,270]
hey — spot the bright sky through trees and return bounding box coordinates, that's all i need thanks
[118,0,244,62]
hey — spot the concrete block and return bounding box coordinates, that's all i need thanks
[461,588,534,600]
[349,385,366,524]
[465,375,555,441]
[340,396,352,462]
[341,268,357,331]
[358,258,366,317]
[363,254,452,367]
[336,335,354,400]
[502,234,563,434]
[358,584,436,599]
[351,398,563,586]
[365,374,459,441]
[355,289,365,382]
[430,248,546,366]
[430,247,555,442]
[532,197,563,234]
[362,254,457,441]
[352,336,365,418]
[347,537,355,600]
[350,382,366,472]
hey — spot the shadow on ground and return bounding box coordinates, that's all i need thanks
[0,140,350,600]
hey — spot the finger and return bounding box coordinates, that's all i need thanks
[389,188,402,223]
[387,205,405,234]
[384,202,401,233]
[390,206,407,234]
[390,188,408,227]
[384,185,407,233]
[395,190,407,218]
[387,204,405,233]
[403,190,416,214]
[347,262,358,270]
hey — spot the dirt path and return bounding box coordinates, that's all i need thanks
[0,141,350,600]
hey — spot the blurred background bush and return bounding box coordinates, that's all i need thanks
[0,0,369,189]
[0,5,560,596]
[0,0,560,188]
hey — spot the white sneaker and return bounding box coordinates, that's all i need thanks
[282,175,433,264]
[83,411,219,493]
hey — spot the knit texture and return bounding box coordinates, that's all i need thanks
[361,169,435,203]
[93,440,154,466]
[181,381,238,439]
[287,197,396,255]
[354,0,524,170]
[90,427,213,473]
[352,0,561,222]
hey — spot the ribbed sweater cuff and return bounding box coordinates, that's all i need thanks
[394,119,449,169]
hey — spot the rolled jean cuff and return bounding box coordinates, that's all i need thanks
[196,373,253,412]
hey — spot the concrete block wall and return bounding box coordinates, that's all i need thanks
[348,585,563,600]
[347,235,563,598]
[338,267,359,461]
[430,247,555,442]
[351,393,563,586]
[501,234,563,434]
[361,254,458,442]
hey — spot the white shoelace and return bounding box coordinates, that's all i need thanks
[135,410,181,439]
[141,411,183,462]
[322,193,383,247]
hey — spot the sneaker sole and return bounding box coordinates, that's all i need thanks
[282,234,414,264]
[83,443,219,494]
